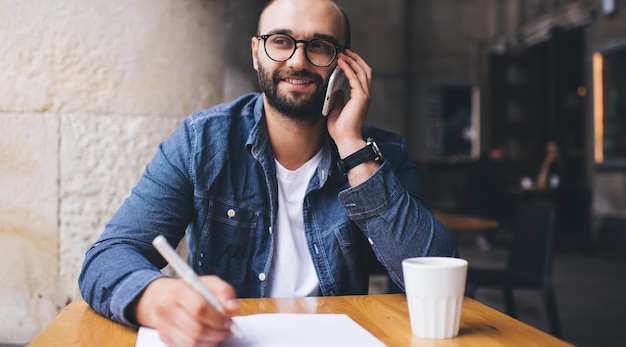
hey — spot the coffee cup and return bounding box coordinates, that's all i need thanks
[402,257,468,339]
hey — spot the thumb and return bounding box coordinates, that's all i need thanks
[223,298,241,315]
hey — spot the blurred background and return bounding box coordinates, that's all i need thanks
[1,0,625,345]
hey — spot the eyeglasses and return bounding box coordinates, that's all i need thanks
[256,33,344,67]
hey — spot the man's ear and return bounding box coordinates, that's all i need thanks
[251,37,259,71]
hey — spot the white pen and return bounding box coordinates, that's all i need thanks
[152,235,243,338]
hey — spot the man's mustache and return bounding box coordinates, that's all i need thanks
[274,70,324,86]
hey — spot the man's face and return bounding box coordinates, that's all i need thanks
[256,56,327,120]
[253,0,345,120]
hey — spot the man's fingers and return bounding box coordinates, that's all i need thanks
[135,276,239,347]
[200,275,241,315]
[342,49,372,86]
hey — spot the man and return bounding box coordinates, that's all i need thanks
[78,0,457,346]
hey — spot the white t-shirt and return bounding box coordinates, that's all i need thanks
[268,150,323,297]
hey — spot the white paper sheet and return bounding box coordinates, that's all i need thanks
[136,313,387,347]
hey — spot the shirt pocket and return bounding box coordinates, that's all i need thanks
[334,221,380,294]
[331,220,368,281]
[325,219,369,294]
[198,199,259,285]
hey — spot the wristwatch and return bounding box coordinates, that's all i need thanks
[337,137,384,174]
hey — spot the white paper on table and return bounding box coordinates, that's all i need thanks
[136,313,387,347]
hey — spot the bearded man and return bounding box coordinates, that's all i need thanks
[78,1,458,346]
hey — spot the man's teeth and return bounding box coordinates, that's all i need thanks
[286,79,309,85]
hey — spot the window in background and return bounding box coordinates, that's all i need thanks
[594,41,626,168]
[423,83,480,159]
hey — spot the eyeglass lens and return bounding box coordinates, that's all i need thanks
[263,34,337,67]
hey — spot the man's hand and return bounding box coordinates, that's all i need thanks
[327,49,379,185]
[326,49,372,157]
[133,276,241,347]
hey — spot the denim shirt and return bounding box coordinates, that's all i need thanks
[78,93,458,327]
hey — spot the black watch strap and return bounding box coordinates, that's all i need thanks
[337,137,384,175]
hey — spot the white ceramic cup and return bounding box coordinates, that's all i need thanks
[402,257,468,339]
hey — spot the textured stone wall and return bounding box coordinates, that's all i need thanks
[0,0,225,343]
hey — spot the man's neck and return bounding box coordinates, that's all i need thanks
[264,104,326,171]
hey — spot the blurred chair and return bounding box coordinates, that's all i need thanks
[465,201,562,338]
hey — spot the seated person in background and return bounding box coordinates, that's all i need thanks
[463,144,516,249]
[535,140,592,252]
[78,1,458,346]
[535,139,562,190]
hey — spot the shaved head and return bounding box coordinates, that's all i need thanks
[258,0,351,48]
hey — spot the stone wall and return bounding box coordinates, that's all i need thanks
[0,0,225,343]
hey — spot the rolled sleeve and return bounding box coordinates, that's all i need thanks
[337,160,457,289]
[337,161,403,219]
[110,269,164,327]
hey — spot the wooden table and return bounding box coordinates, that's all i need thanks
[434,210,500,230]
[29,294,571,347]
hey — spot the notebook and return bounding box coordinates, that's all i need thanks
[136,313,387,347]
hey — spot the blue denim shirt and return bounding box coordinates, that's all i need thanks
[78,93,457,327]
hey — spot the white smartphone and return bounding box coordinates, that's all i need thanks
[321,65,346,116]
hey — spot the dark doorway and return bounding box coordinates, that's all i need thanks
[489,27,591,252]
[489,27,586,179]
[535,27,586,166]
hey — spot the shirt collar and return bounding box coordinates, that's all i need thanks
[245,93,345,184]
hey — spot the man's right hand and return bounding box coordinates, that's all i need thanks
[133,276,241,347]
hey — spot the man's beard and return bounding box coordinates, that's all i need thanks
[257,63,326,121]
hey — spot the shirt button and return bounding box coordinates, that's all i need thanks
[227,209,236,218]
[368,237,374,245]
[258,273,267,281]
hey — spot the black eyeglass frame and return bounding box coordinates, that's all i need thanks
[256,33,345,67]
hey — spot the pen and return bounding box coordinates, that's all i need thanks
[152,235,243,338]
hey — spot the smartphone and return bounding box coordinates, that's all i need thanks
[321,65,346,116]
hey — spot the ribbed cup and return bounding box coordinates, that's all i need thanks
[406,294,464,338]
[402,257,468,339]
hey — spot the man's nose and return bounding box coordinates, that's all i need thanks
[286,43,309,69]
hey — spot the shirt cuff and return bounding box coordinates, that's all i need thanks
[338,161,403,219]
[110,269,165,327]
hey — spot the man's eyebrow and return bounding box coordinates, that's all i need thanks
[263,28,293,36]
[314,33,340,44]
